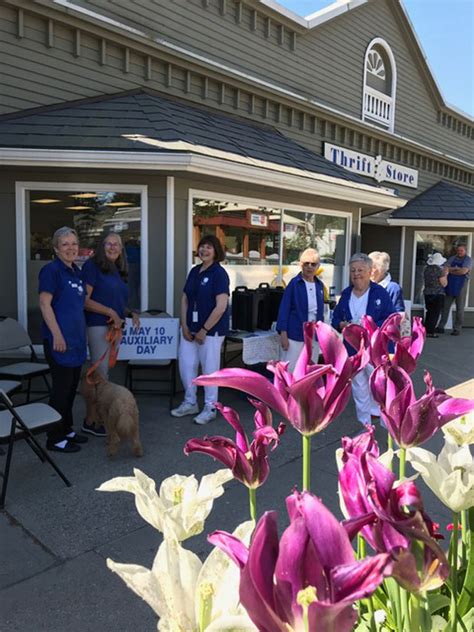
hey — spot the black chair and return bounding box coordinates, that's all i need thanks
[0,317,51,402]
[0,389,71,508]
[124,311,178,410]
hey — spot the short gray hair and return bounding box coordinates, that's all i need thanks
[368,251,390,274]
[349,252,372,268]
[52,226,79,249]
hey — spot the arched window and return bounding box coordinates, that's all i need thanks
[362,38,396,132]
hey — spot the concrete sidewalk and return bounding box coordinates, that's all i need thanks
[1,330,473,631]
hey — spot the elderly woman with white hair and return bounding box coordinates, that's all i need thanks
[276,248,325,372]
[332,253,396,426]
[368,251,405,312]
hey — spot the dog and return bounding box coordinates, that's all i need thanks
[81,370,143,458]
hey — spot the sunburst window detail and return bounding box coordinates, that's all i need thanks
[367,50,386,79]
[362,38,396,133]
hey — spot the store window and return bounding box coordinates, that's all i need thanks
[413,232,471,305]
[26,188,143,341]
[192,197,348,294]
[362,38,396,132]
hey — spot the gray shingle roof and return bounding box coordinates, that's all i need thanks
[390,180,474,221]
[0,89,370,184]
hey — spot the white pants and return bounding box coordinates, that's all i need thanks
[178,333,224,407]
[351,364,379,425]
[281,339,320,373]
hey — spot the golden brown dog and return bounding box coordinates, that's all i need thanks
[81,371,143,458]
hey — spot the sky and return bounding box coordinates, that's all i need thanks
[275,0,474,117]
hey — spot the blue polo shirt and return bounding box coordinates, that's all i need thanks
[183,263,230,335]
[39,258,87,367]
[81,259,129,327]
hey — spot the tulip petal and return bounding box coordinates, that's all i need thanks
[293,321,316,380]
[215,403,249,452]
[297,492,356,569]
[331,553,393,602]
[308,601,358,632]
[194,368,289,419]
[208,530,249,569]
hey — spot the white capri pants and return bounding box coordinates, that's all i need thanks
[281,339,320,373]
[351,363,380,425]
[87,326,111,378]
[178,333,225,407]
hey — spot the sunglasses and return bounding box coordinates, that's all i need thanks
[302,261,319,267]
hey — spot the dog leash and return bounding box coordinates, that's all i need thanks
[86,322,123,384]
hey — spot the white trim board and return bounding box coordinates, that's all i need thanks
[389,219,474,227]
[15,181,149,329]
[1,149,404,210]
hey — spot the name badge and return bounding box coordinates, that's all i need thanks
[192,311,198,323]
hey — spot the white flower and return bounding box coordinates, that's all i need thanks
[407,434,474,513]
[107,520,256,632]
[442,411,474,446]
[97,468,233,541]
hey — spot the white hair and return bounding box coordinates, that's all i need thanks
[52,226,78,249]
[349,252,372,268]
[368,251,390,274]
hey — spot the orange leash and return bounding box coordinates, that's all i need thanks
[86,322,123,383]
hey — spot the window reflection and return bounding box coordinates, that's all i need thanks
[193,198,347,294]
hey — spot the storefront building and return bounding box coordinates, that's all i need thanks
[0,0,472,337]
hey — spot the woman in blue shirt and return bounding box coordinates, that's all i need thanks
[81,232,140,435]
[276,248,325,371]
[39,227,88,453]
[368,251,405,312]
[171,235,230,425]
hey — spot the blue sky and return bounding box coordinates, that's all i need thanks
[276,0,473,116]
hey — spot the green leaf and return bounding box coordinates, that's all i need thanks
[427,593,451,614]
[458,508,474,617]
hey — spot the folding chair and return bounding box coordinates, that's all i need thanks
[0,389,71,508]
[0,317,51,402]
[124,311,177,409]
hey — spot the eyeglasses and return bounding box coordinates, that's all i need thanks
[104,242,121,248]
[302,262,319,267]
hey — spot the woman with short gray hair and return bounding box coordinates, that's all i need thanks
[38,227,88,453]
[369,251,405,312]
[331,253,396,426]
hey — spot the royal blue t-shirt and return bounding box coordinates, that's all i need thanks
[81,259,129,327]
[39,258,87,367]
[183,263,230,336]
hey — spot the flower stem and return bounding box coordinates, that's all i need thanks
[450,512,459,632]
[248,487,257,522]
[302,435,311,492]
[387,433,393,471]
[460,509,467,567]
[399,447,406,480]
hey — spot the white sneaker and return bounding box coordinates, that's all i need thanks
[170,402,199,417]
[193,406,217,425]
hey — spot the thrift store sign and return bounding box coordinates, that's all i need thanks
[118,317,179,360]
[324,143,418,188]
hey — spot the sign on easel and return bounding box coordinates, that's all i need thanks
[118,317,179,360]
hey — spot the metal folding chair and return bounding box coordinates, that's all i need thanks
[0,389,71,508]
[0,317,51,402]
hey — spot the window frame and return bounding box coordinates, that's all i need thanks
[362,37,397,133]
[15,181,149,329]
[410,230,473,308]
[188,189,352,287]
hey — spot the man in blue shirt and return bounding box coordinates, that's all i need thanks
[437,241,472,336]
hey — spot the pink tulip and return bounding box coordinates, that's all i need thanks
[340,428,449,593]
[370,365,474,448]
[184,401,284,489]
[209,490,392,632]
[343,313,426,374]
[194,322,367,437]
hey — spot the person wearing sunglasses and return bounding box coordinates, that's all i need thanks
[276,248,325,372]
